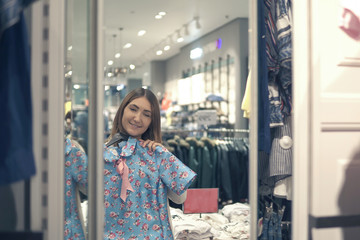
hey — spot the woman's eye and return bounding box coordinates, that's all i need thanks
[129,107,136,112]
[143,113,151,118]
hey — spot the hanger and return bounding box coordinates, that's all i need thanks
[105,132,129,147]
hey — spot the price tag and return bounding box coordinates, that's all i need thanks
[195,110,217,126]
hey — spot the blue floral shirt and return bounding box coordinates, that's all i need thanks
[103,137,196,240]
[64,138,88,240]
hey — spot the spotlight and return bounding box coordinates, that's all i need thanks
[123,43,132,49]
[137,30,146,36]
[176,30,183,43]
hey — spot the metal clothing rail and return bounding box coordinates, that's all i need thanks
[161,128,250,134]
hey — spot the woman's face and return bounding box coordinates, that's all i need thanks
[121,96,152,139]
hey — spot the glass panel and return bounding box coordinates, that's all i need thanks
[64,0,90,238]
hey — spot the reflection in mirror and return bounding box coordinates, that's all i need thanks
[64,0,254,239]
[64,0,90,239]
[101,1,251,239]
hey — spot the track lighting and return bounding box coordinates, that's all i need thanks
[195,16,201,29]
[136,16,200,63]
[184,24,189,36]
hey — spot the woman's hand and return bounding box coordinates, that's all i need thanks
[139,139,163,152]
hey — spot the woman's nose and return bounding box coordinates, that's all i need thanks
[133,112,141,122]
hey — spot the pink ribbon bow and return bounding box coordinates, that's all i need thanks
[116,158,134,201]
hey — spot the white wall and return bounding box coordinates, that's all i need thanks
[293,0,360,239]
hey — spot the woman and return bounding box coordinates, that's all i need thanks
[65,87,196,240]
[103,87,196,239]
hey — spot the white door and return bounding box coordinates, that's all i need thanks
[293,0,360,239]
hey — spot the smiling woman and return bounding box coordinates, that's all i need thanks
[64,87,197,240]
[121,97,152,139]
[110,87,162,143]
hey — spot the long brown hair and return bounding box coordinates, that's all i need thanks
[108,88,162,143]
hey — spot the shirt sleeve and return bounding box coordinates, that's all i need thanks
[65,138,88,190]
[156,147,196,195]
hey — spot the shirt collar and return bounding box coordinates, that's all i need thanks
[119,136,138,157]
[103,136,138,162]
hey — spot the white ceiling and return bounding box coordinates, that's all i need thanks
[102,0,249,68]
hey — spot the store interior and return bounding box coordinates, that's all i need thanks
[63,0,292,239]
[65,1,257,239]
[0,0,295,239]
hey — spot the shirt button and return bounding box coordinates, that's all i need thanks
[279,136,292,149]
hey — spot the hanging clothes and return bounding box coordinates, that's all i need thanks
[162,130,249,205]
[258,0,272,154]
[263,0,293,128]
[0,0,38,185]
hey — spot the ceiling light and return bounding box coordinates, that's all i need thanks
[129,64,135,70]
[155,14,162,19]
[159,11,166,16]
[68,45,72,51]
[156,50,163,55]
[164,45,170,51]
[73,84,80,89]
[107,60,114,65]
[137,30,146,36]
[115,53,121,58]
[190,47,203,59]
[176,30,183,43]
[177,37,184,43]
[123,43,132,49]
[116,85,124,91]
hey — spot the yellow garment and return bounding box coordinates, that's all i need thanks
[241,70,251,118]
[65,101,72,115]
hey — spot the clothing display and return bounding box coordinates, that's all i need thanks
[273,176,292,201]
[163,133,249,206]
[257,0,293,238]
[170,202,250,240]
[0,0,37,185]
[257,0,272,154]
[241,70,251,118]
